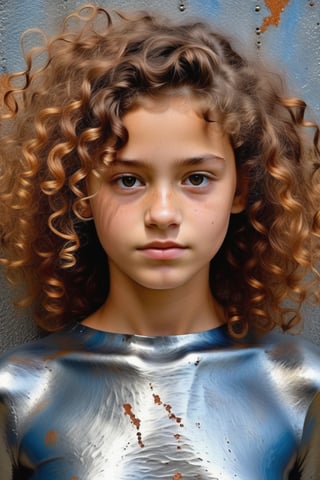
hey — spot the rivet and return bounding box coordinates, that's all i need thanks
[179,3,186,11]
[255,5,261,12]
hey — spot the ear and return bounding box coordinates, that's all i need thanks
[231,175,248,214]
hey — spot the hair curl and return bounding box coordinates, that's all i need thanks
[1,5,320,337]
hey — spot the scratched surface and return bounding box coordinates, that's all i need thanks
[0,0,319,351]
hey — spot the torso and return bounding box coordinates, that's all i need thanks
[1,324,320,479]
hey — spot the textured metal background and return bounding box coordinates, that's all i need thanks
[0,0,319,352]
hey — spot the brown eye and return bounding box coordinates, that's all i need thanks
[186,174,208,186]
[117,175,142,188]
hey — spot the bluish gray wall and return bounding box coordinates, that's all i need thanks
[1,0,319,351]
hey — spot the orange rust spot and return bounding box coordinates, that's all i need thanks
[150,386,184,427]
[70,477,79,480]
[123,403,141,430]
[45,430,58,446]
[173,473,182,480]
[137,432,145,448]
[261,0,290,32]
[164,404,183,424]
[123,404,144,448]
[153,394,162,405]
[174,432,182,449]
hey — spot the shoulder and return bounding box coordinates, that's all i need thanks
[0,326,87,439]
[0,326,84,399]
[261,330,320,371]
[257,331,320,401]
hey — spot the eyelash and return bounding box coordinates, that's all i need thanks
[183,173,210,187]
[113,172,213,190]
[114,175,144,189]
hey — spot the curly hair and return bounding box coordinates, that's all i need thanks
[1,5,320,337]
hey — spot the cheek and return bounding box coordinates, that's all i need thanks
[91,198,133,245]
[193,195,233,225]
[195,203,232,245]
[206,215,230,235]
[90,197,112,238]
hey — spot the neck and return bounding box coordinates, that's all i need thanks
[83,269,226,336]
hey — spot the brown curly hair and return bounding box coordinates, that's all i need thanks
[1,5,320,337]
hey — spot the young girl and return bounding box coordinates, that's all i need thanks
[0,5,320,479]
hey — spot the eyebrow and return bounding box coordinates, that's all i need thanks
[113,154,225,168]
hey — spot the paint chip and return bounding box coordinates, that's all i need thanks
[261,0,290,32]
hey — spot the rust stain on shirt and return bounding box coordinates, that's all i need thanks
[153,394,162,405]
[164,403,182,424]
[150,385,184,426]
[261,0,291,32]
[123,403,144,448]
[172,473,182,480]
[123,403,141,430]
[45,429,58,446]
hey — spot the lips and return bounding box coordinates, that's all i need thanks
[141,241,185,249]
[137,241,187,260]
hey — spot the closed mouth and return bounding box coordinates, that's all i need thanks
[138,241,186,250]
[137,242,188,260]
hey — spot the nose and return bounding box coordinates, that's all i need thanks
[144,185,182,230]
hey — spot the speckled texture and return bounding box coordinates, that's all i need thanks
[0,0,319,351]
[1,324,320,478]
[0,275,43,353]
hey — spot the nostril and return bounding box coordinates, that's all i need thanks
[144,203,182,229]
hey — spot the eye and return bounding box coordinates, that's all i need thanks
[116,175,143,188]
[184,173,209,187]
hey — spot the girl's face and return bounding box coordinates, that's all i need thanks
[89,97,245,293]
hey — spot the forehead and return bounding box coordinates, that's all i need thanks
[115,97,234,168]
[121,95,222,139]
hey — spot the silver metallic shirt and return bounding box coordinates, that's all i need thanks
[0,323,320,479]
